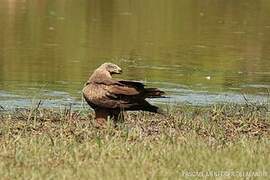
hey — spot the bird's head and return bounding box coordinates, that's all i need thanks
[100,62,122,75]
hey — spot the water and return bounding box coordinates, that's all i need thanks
[0,0,270,109]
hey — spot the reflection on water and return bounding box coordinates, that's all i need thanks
[0,0,270,108]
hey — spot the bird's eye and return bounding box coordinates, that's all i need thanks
[108,65,115,70]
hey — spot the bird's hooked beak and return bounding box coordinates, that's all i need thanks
[113,67,122,74]
[118,68,123,74]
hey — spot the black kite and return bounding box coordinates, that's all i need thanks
[82,63,165,125]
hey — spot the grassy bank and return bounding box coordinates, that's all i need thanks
[0,104,269,179]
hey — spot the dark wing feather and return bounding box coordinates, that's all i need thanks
[93,79,145,96]
[117,81,165,98]
[144,88,165,98]
[118,80,145,89]
[107,84,141,96]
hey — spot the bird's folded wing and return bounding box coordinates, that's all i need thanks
[107,84,141,96]
[93,79,145,96]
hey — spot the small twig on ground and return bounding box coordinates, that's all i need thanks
[27,100,42,122]
[241,93,257,108]
[34,100,42,111]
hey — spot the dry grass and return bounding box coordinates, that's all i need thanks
[0,103,269,179]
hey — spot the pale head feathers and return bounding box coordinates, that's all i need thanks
[99,63,122,75]
[88,62,122,81]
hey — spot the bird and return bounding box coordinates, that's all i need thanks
[82,62,165,125]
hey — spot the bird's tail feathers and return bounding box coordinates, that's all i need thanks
[145,88,165,98]
[144,105,167,116]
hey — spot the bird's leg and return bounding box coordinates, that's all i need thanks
[117,111,124,123]
[94,109,109,127]
[110,110,124,123]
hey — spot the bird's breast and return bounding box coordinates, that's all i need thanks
[83,84,107,102]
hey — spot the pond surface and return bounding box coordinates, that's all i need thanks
[0,0,270,109]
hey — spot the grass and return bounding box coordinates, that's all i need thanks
[0,103,269,179]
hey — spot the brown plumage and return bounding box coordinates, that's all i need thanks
[82,63,165,125]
